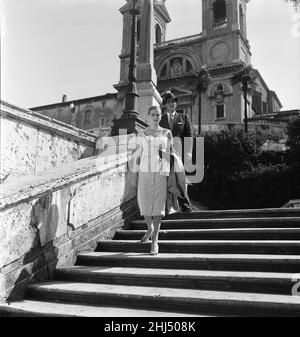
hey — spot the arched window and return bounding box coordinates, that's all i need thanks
[158,56,196,79]
[155,24,162,44]
[239,4,244,32]
[84,110,92,125]
[213,0,227,23]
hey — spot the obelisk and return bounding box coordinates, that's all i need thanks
[136,0,162,122]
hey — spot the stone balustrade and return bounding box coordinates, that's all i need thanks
[154,33,202,49]
[0,100,98,183]
[0,151,139,302]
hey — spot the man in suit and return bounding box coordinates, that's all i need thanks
[159,90,193,213]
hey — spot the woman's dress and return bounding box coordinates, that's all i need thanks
[137,129,172,217]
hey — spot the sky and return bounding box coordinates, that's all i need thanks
[1,0,299,110]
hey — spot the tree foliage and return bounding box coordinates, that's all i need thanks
[201,127,266,176]
[193,68,212,136]
[232,65,257,133]
[232,65,257,97]
[286,115,300,163]
[195,68,212,93]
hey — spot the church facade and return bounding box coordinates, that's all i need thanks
[32,0,285,135]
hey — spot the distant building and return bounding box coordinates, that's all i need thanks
[31,0,298,135]
[248,109,300,131]
[252,70,282,115]
[31,94,118,136]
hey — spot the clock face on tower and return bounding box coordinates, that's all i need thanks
[210,42,230,62]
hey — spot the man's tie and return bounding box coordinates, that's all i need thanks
[169,114,174,130]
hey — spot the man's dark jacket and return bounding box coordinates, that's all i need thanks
[160,112,192,139]
[160,112,193,211]
[160,112,193,157]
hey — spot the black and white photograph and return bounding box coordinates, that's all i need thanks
[1,0,300,321]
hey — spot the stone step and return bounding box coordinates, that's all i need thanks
[54,266,299,295]
[115,228,300,241]
[96,240,300,255]
[0,300,202,317]
[26,281,300,316]
[130,218,300,230]
[77,252,300,273]
[162,208,300,220]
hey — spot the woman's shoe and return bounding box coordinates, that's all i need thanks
[181,207,193,213]
[140,230,153,243]
[150,241,159,255]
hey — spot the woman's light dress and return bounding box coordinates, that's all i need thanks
[137,129,172,217]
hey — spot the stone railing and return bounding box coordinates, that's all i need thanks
[0,151,139,302]
[154,33,202,49]
[0,100,98,182]
[85,127,112,138]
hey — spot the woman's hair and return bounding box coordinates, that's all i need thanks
[148,105,161,115]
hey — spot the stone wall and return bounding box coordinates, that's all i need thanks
[0,151,139,302]
[0,100,98,182]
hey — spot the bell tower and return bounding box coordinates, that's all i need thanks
[116,0,171,87]
[202,0,251,67]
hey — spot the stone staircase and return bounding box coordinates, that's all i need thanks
[2,208,300,317]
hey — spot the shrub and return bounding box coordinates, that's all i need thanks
[190,164,300,210]
[190,126,298,209]
[233,164,300,209]
[286,115,300,163]
[257,151,287,166]
[199,128,265,177]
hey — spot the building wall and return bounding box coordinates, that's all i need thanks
[253,77,269,114]
[39,105,72,125]
[74,99,116,131]
[268,92,282,113]
[31,95,118,136]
